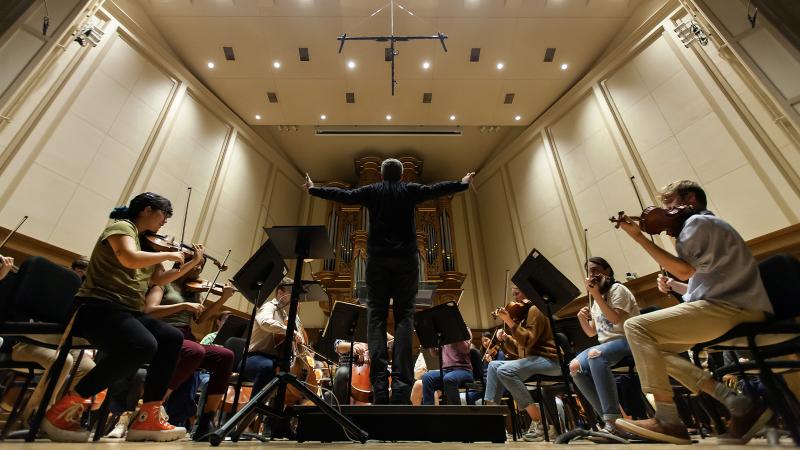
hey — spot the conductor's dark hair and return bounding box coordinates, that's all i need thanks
[380,158,403,182]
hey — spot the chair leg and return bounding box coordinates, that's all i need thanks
[2,371,34,438]
[505,397,518,441]
[27,339,73,442]
[92,392,112,442]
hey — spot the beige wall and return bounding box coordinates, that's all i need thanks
[0,2,303,315]
[474,0,800,320]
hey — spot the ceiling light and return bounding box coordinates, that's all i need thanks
[347,60,356,69]
[273,61,281,69]
[514,115,521,121]
[560,63,568,70]
[255,114,261,120]
[207,61,215,69]
[449,115,456,121]
[386,114,392,120]
[496,62,504,70]
[422,61,430,70]
[320,114,327,120]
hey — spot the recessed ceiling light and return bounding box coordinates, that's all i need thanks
[496,62,504,70]
[386,114,392,120]
[207,61,215,69]
[449,115,456,121]
[514,115,521,121]
[422,61,431,70]
[320,114,327,120]
[561,63,568,70]
[347,60,356,69]
[255,114,261,120]
[273,61,281,69]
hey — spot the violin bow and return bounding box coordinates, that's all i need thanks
[583,227,592,310]
[0,215,28,250]
[201,249,232,306]
[179,187,192,248]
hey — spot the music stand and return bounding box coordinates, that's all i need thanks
[210,226,368,446]
[212,314,248,346]
[321,301,368,403]
[511,249,621,442]
[414,301,470,404]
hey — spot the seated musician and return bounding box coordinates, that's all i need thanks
[569,256,640,439]
[200,311,233,346]
[42,192,190,442]
[244,277,305,396]
[70,257,89,281]
[466,331,505,405]
[421,325,473,405]
[144,257,236,441]
[332,340,367,404]
[613,180,773,444]
[410,349,428,405]
[483,285,560,442]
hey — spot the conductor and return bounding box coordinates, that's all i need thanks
[303,158,474,404]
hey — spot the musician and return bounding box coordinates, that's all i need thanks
[569,257,639,439]
[244,277,305,396]
[331,333,392,405]
[144,258,236,441]
[304,159,474,404]
[483,285,560,442]
[42,192,190,442]
[422,325,473,405]
[200,310,233,345]
[70,257,89,281]
[466,331,504,405]
[613,180,773,444]
[0,253,12,280]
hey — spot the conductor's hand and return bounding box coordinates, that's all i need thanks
[461,172,476,185]
[302,173,314,191]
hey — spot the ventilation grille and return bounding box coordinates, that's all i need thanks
[316,126,462,136]
[469,48,481,62]
[267,92,278,103]
[504,93,515,104]
[544,47,556,62]
[345,92,355,103]
[422,92,432,104]
[223,46,235,61]
[299,47,309,61]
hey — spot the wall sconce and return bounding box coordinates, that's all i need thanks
[74,24,104,47]
[674,20,709,48]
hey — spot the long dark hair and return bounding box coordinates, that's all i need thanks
[109,192,173,221]
[585,256,617,293]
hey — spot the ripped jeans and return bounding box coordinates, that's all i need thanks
[570,338,631,421]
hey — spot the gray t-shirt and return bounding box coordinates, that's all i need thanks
[677,211,772,313]
[591,283,640,343]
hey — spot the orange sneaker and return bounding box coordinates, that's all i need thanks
[41,394,90,442]
[125,402,186,442]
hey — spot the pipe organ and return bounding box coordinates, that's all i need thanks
[313,156,466,314]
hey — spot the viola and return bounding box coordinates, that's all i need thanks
[143,232,228,271]
[608,205,695,238]
[491,298,533,323]
[184,278,236,296]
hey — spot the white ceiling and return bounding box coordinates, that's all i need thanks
[138,0,645,180]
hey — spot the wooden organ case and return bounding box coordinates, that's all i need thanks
[312,156,466,316]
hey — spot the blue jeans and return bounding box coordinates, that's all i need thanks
[422,368,473,405]
[485,356,560,410]
[570,338,631,421]
[243,353,277,395]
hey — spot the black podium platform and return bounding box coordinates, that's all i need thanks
[290,405,508,443]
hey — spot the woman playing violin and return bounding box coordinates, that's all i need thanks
[42,192,188,442]
[483,285,560,442]
[143,257,235,441]
[569,257,640,440]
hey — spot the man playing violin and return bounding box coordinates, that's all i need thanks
[144,256,236,441]
[483,285,560,442]
[613,180,773,445]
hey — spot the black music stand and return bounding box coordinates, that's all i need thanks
[210,226,367,446]
[414,301,470,404]
[321,301,368,403]
[511,249,626,443]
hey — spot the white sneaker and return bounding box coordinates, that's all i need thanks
[523,421,544,442]
[106,412,130,438]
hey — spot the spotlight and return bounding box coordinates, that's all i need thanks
[207,61,215,69]
[255,114,261,120]
[320,114,327,120]
[560,63,568,70]
[496,62,504,70]
[422,61,431,70]
[347,60,356,69]
[74,24,104,48]
[449,115,456,121]
[273,61,281,69]
[386,114,392,120]
[514,115,521,121]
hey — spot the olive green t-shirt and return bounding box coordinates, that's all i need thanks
[159,283,196,328]
[76,220,155,312]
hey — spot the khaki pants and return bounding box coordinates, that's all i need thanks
[12,339,94,415]
[624,300,765,398]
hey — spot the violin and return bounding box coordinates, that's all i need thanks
[491,298,533,323]
[608,205,695,238]
[184,278,236,296]
[143,232,228,271]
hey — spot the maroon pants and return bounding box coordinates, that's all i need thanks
[169,338,234,396]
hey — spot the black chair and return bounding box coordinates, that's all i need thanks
[461,348,485,405]
[691,253,800,445]
[0,257,83,442]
